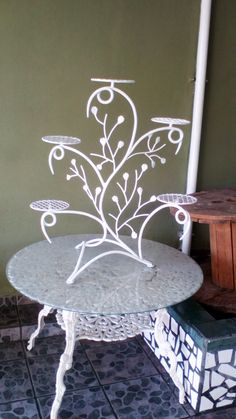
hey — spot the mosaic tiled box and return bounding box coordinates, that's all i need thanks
[143,299,236,413]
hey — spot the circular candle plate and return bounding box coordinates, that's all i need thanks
[30,199,70,212]
[157,193,197,205]
[42,136,81,145]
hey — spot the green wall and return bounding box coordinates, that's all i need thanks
[192,0,236,250]
[0,0,200,295]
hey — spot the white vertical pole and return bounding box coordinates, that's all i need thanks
[181,0,212,254]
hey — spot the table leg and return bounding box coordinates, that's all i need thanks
[154,309,185,404]
[233,223,236,289]
[50,310,77,419]
[210,222,235,289]
[27,305,54,351]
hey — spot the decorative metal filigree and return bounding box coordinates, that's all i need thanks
[56,310,151,341]
[27,304,185,409]
[30,78,193,284]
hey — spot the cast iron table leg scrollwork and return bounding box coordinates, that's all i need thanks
[50,310,77,419]
[27,305,54,351]
[27,305,185,418]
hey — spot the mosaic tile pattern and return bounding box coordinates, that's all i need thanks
[143,301,236,414]
[136,334,169,376]
[1,329,236,418]
[1,297,236,416]
[192,406,236,418]
[143,310,203,411]
[200,349,236,411]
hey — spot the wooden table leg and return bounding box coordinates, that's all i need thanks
[209,222,235,289]
[232,223,236,289]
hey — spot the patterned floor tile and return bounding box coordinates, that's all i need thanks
[17,295,35,305]
[181,399,197,417]
[24,335,83,360]
[193,406,236,418]
[21,321,64,342]
[23,334,68,357]
[85,338,158,385]
[0,305,19,328]
[28,349,99,397]
[160,368,181,396]
[0,398,40,418]
[0,326,21,344]
[0,341,24,362]
[17,303,56,326]
[137,335,168,375]
[0,296,17,307]
[0,359,34,403]
[104,375,189,419]
[80,338,119,351]
[38,387,116,419]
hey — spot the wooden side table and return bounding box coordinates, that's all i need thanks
[182,189,236,290]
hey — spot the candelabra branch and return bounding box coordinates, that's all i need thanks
[31,79,193,284]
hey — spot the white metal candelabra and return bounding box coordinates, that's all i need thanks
[23,80,202,417]
[30,78,196,284]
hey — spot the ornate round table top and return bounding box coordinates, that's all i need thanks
[6,234,203,315]
[180,189,236,223]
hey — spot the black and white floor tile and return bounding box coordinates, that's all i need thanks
[143,307,236,414]
[104,375,189,419]
[0,398,40,419]
[0,304,20,343]
[28,350,99,397]
[0,359,34,403]
[37,387,116,419]
[0,302,236,418]
[85,339,158,385]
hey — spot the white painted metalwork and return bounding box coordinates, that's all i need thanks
[42,135,81,145]
[27,305,54,350]
[27,305,186,419]
[51,310,77,419]
[31,78,193,283]
[7,234,202,419]
[157,193,197,205]
[182,0,212,254]
[56,310,151,341]
[30,200,70,212]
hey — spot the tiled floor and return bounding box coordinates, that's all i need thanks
[0,303,236,418]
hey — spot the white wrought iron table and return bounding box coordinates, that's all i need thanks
[6,233,202,419]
